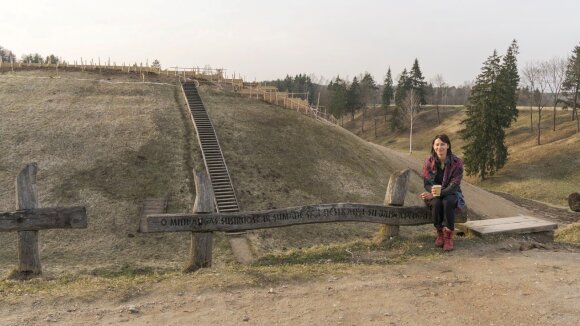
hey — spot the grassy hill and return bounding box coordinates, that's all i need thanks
[0,70,201,277]
[345,106,580,207]
[0,71,426,278]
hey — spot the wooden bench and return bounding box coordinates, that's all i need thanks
[140,169,469,272]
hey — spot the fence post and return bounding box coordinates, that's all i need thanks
[184,170,215,272]
[376,169,410,242]
[16,163,42,276]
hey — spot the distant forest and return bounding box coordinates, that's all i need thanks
[262,73,561,108]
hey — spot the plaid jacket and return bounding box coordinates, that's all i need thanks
[422,154,466,210]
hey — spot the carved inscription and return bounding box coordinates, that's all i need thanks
[142,203,432,233]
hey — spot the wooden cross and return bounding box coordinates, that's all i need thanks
[0,163,87,278]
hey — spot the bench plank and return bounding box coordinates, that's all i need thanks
[463,216,557,237]
[0,207,88,231]
[141,203,432,233]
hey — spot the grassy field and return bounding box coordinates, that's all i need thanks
[345,105,580,207]
[0,71,427,280]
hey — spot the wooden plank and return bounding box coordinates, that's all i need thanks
[464,216,531,227]
[138,198,167,232]
[473,221,556,234]
[141,203,432,233]
[16,163,41,274]
[464,216,557,237]
[0,207,88,231]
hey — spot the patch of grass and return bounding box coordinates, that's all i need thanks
[555,222,580,245]
[255,235,443,266]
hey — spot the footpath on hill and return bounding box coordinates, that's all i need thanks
[371,143,537,219]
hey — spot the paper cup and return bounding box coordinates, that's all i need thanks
[432,185,442,197]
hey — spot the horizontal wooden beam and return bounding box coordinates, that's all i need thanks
[0,207,87,232]
[141,203,431,233]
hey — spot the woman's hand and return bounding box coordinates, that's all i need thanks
[420,192,434,200]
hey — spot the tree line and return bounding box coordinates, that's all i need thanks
[265,41,579,180]
[0,45,64,65]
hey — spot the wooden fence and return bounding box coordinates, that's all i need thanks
[231,83,339,125]
[140,169,466,272]
[0,60,226,81]
[0,59,338,124]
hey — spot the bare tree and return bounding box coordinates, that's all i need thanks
[532,63,550,145]
[401,89,421,153]
[431,74,446,124]
[524,62,550,145]
[542,57,567,131]
[522,62,540,132]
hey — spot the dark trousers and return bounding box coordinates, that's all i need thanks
[429,194,458,230]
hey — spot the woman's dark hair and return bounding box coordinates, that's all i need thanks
[430,134,453,157]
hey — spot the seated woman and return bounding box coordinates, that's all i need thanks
[420,134,465,251]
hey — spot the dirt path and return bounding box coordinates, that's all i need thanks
[2,241,579,325]
[373,144,538,219]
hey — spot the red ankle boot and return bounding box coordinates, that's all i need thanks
[443,228,454,251]
[435,227,444,247]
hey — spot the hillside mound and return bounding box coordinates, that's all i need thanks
[345,106,580,207]
[0,71,424,277]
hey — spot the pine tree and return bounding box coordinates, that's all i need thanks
[460,50,513,180]
[328,76,348,124]
[360,72,378,107]
[409,59,427,105]
[562,43,580,131]
[347,77,362,121]
[359,72,378,134]
[496,40,520,128]
[392,69,410,131]
[382,67,394,122]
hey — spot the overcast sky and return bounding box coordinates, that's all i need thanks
[1,0,579,86]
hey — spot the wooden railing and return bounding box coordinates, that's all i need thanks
[0,60,338,124]
[140,169,465,272]
[229,83,339,125]
[0,61,226,81]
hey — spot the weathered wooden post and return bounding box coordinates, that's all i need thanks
[16,163,42,276]
[0,163,88,279]
[376,169,410,242]
[184,171,215,272]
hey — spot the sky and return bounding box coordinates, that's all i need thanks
[1,0,579,86]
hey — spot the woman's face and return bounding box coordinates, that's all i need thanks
[433,138,449,158]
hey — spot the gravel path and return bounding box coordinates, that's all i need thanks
[492,191,579,225]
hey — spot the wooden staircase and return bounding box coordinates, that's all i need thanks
[181,81,240,213]
[181,81,254,264]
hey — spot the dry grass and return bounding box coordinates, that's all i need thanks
[346,106,580,207]
[199,86,425,257]
[0,71,428,282]
[555,222,580,245]
[0,70,200,276]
